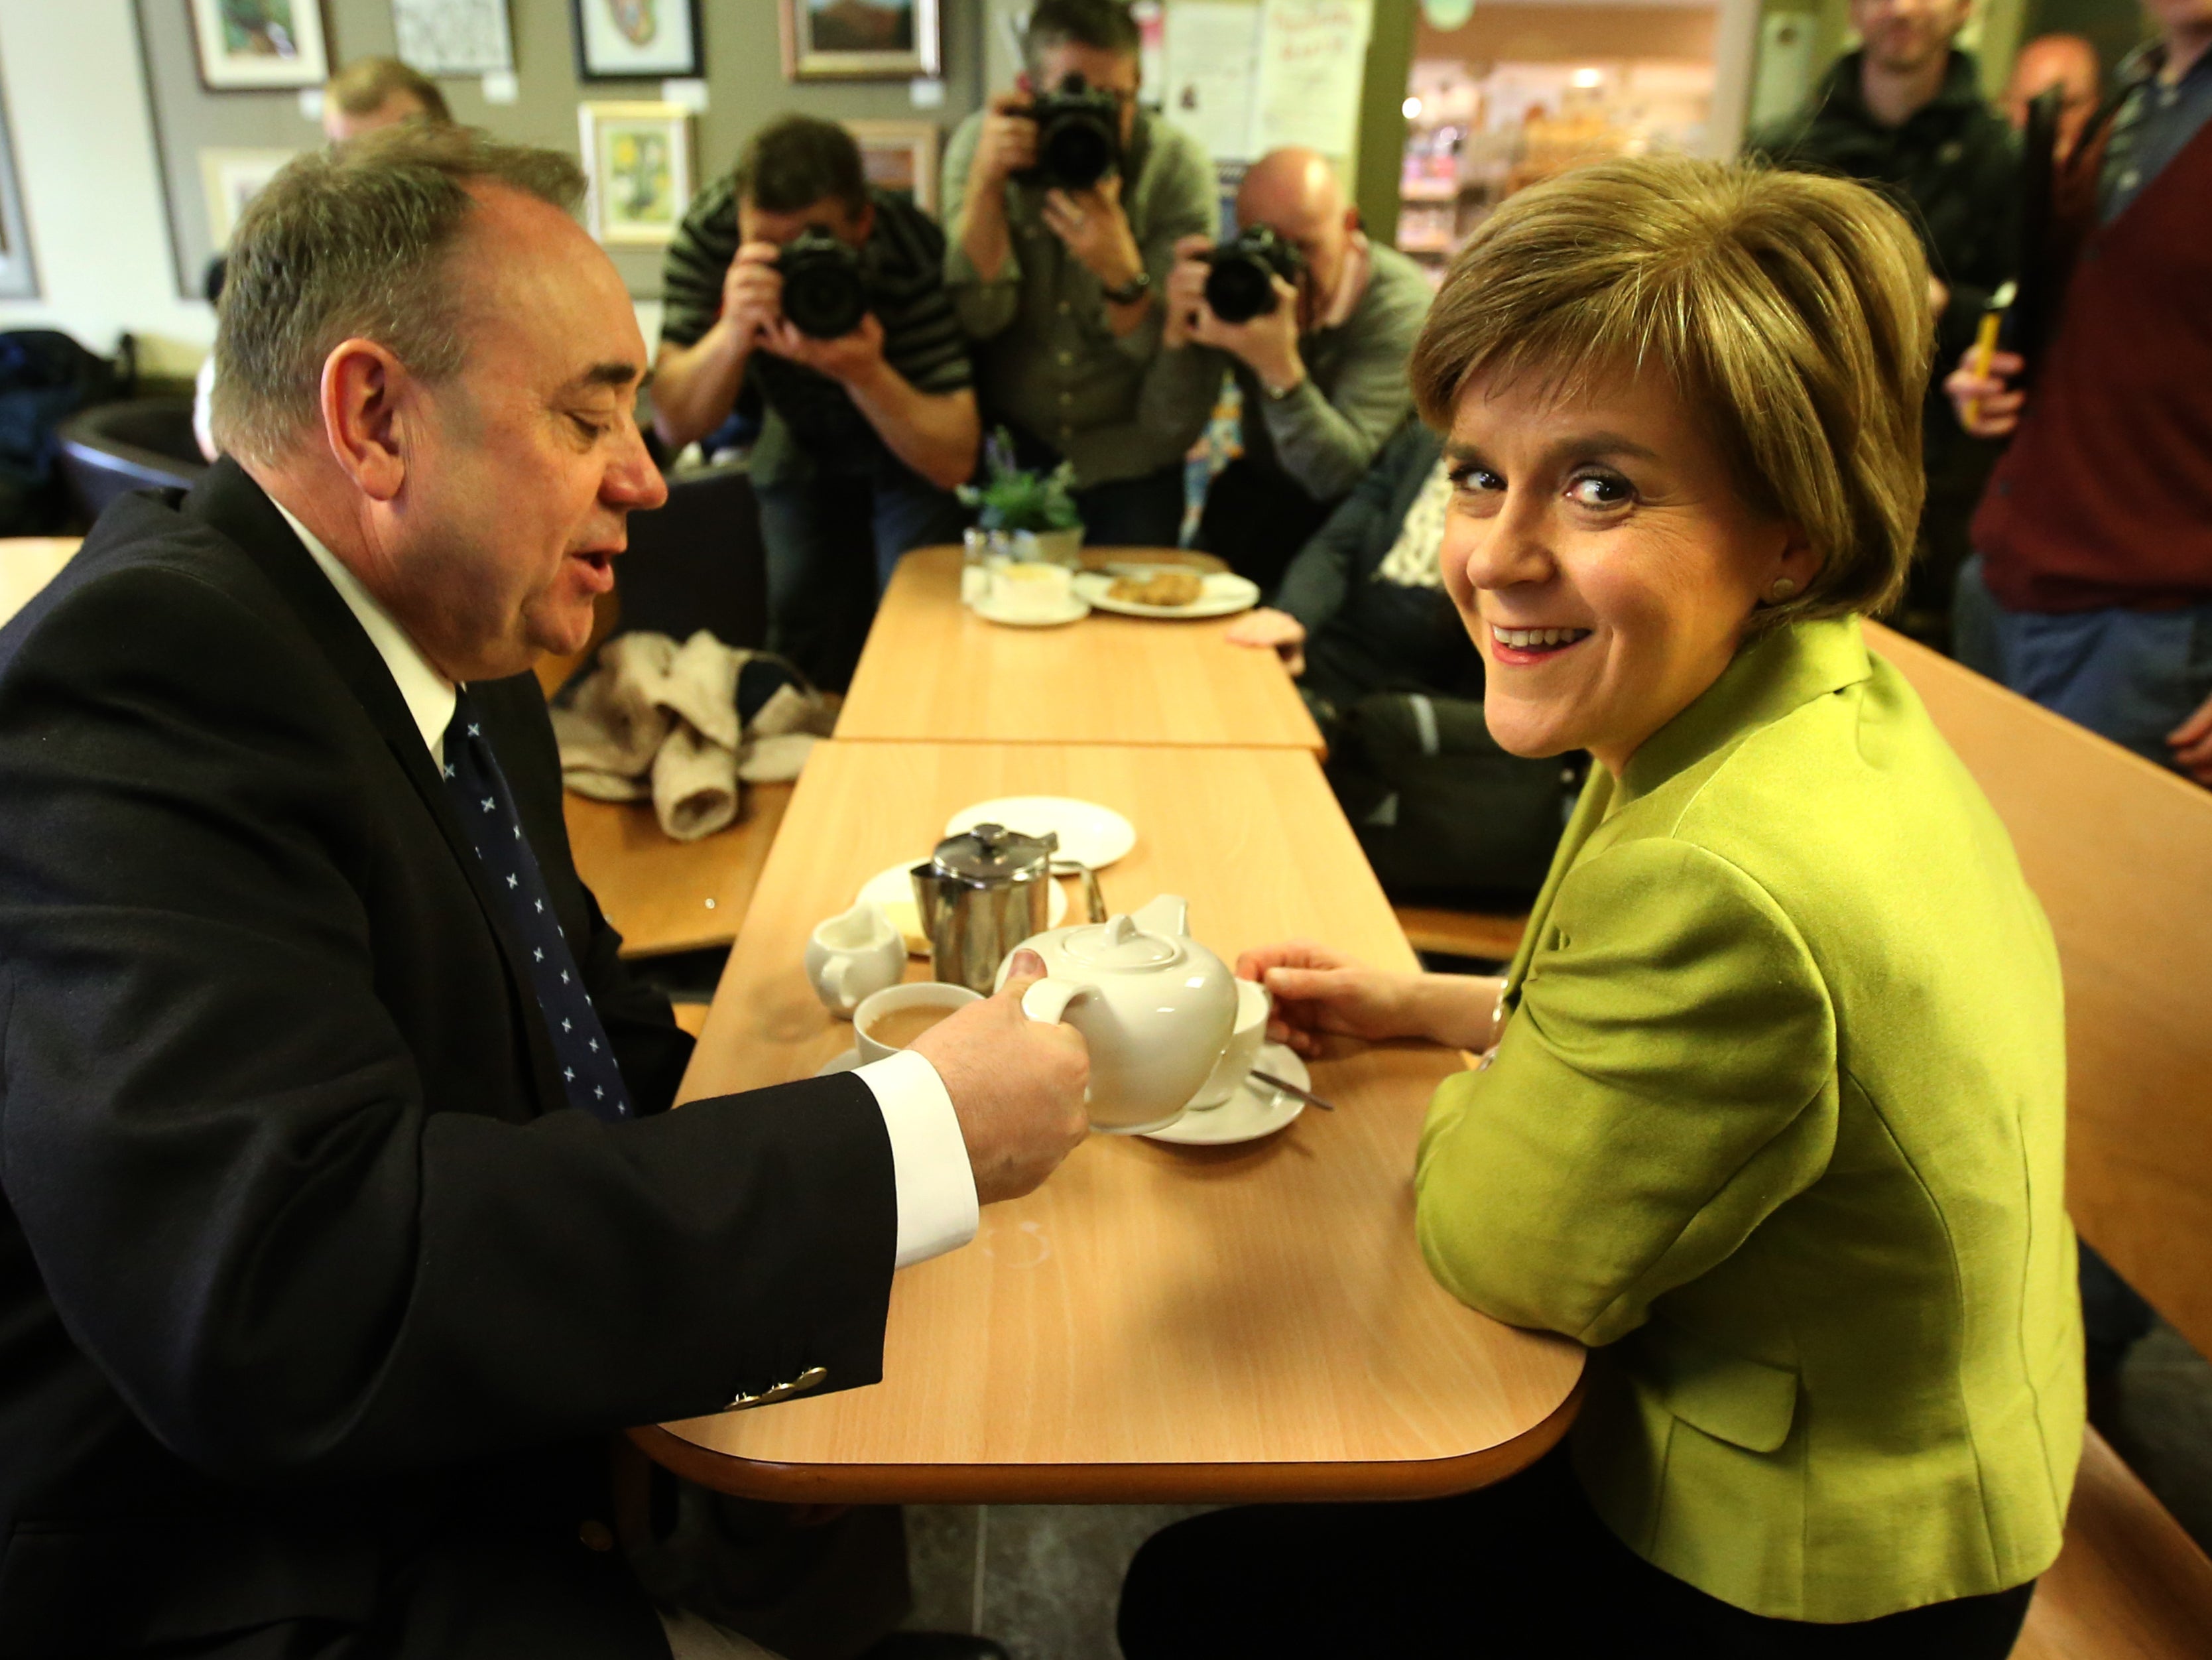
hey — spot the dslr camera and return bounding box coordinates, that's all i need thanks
[1018,74,1123,192]
[1201,224,1308,325]
[774,230,868,340]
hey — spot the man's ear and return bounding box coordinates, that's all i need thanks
[319,337,411,503]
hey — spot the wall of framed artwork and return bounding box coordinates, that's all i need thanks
[845,118,940,213]
[783,0,942,80]
[190,0,332,91]
[572,0,704,80]
[389,0,515,76]
[578,101,694,245]
[198,147,302,249]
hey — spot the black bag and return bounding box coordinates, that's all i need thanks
[0,329,131,535]
[1324,690,1584,907]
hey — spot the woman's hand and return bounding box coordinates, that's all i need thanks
[1237,940,1420,1056]
[1224,606,1307,676]
[1945,346,2027,440]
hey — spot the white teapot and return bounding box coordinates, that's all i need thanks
[997,894,1237,1133]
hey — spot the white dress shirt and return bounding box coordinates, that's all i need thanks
[271,499,979,1268]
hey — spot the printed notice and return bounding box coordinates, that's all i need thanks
[1253,0,1373,157]
[1161,2,1264,162]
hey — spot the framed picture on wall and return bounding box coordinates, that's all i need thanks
[845,120,940,213]
[189,0,332,91]
[573,0,704,80]
[781,0,942,81]
[578,102,695,246]
[391,0,515,76]
[199,147,302,249]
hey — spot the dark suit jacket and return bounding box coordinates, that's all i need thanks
[0,461,898,1656]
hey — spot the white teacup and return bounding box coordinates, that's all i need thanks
[989,560,1075,618]
[804,902,906,1018]
[1188,978,1271,1109]
[855,982,982,1063]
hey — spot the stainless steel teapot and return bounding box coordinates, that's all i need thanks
[910,823,1104,993]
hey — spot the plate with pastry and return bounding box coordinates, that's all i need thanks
[1074,566,1260,620]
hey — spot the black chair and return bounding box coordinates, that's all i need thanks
[614,461,769,653]
[56,397,206,524]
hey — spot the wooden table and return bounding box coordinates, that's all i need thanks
[833,547,1326,754]
[0,537,80,630]
[637,739,1584,1503]
[563,784,793,959]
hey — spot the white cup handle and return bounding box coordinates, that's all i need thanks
[1021,978,1082,1025]
[826,956,860,1012]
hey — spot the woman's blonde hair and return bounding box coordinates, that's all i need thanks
[1408,155,1931,625]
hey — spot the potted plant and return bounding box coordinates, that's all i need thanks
[958,428,1085,565]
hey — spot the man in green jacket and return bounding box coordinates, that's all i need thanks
[1749,0,2018,645]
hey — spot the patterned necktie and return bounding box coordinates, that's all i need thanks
[441,690,632,1121]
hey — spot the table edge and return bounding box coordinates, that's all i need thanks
[629,1371,1585,1505]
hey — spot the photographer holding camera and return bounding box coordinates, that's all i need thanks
[942,0,1219,546]
[654,115,977,689]
[1153,147,1432,591]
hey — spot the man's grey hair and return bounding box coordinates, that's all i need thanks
[210,125,584,464]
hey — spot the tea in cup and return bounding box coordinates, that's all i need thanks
[1187,979,1271,1109]
[989,560,1075,619]
[855,982,982,1063]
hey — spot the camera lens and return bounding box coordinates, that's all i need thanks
[1204,255,1280,324]
[1040,115,1115,190]
[776,233,867,340]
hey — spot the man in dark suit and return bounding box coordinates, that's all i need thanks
[0,126,1087,1657]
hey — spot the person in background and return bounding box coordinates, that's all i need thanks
[1945,0,2212,1407]
[652,115,977,692]
[321,54,452,143]
[2004,32,2103,159]
[1149,148,1430,592]
[1749,0,2016,647]
[942,0,1218,546]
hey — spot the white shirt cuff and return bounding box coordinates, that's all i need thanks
[854,1049,979,1269]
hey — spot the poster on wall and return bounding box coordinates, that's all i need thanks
[1160,2,1262,163]
[190,0,331,91]
[781,0,942,81]
[392,0,515,76]
[200,148,302,248]
[579,101,695,245]
[573,0,704,80]
[1252,0,1373,157]
[844,119,940,212]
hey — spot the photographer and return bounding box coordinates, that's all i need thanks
[942,0,1219,546]
[654,115,977,689]
[1154,147,1431,592]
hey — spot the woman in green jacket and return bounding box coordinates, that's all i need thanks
[1118,157,2080,1657]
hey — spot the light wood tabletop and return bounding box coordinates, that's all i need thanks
[833,546,1326,754]
[0,537,80,631]
[636,738,1584,1503]
[563,784,792,959]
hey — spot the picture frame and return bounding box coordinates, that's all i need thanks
[390,0,515,76]
[845,119,940,214]
[781,0,941,82]
[198,147,302,249]
[188,0,331,91]
[578,101,695,247]
[572,0,704,80]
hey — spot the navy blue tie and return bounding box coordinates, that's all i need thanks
[441,690,631,1122]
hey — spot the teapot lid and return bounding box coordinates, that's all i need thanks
[931,821,1057,883]
[1064,912,1182,969]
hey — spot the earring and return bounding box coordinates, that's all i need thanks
[1766,576,1798,604]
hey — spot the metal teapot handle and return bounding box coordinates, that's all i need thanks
[1052,858,1107,923]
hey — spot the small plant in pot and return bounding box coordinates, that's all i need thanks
[957,428,1085,565]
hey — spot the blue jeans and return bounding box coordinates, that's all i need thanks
[753,464,968,692]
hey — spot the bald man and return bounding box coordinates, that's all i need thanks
[1148,147,1431,591]
[2006,32,2102,158]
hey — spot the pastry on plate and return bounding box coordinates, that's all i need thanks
[1107,568,1205,608]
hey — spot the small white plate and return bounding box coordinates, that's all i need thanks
[1074,568,1260,621]
[816,1047,863,1077]
[943,797,1136,871]
[857,859,1068,956]
[971,592,1090,627]
[1142,1043,1311,1146]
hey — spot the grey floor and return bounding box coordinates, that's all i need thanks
[887,1322,2212,1659]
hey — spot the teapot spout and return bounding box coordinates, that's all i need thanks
[1131,893,1191,938]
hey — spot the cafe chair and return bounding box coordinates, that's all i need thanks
[55,396,206,525]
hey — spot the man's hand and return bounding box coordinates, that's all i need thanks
[1186,274,1305,392]
[908,950,1089,1204]
[1162,233,1213,350]
[721,241,787,355]
[1945,344,2028,439]
[1040,174,1144,294]
[758,311,889,387]
[1224,606,1308,677]
[967,92,1040,196]
[2170,688,2212,787]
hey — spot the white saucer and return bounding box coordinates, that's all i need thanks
[943,797,1136,870]
[1142,1043,1310,1146]
[971,592,1089,627]
[816,1047,863,1077]
[856,860,1067,955]
[1073,568,1260,621]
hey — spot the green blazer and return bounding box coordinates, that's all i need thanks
[1417,616,2082,1624]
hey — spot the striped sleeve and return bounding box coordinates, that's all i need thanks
[658,175,741,351]
[870,192,972,396]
